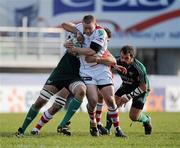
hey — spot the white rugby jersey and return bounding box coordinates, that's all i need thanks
[75,23,109,72]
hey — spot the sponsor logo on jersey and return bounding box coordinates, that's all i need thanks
[82,77,92,81]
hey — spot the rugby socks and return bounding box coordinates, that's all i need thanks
[60,98,82,127]
[21,106,39,132]
[96,103,103,125]
[87,104,96,124]
[138,113,149,123]
[108,106,120,130]
[35,111,52,130]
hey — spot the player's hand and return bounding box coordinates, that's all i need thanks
[64,41,77,54]
[76,31,84,44]
[64,41,74,49]
[114,65,127,74]
[85,56,97,63]
[116,96,129,107]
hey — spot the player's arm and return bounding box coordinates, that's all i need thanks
[61,22,84,44]
[72,29,107,56]
[66,41,102,56]
[85,53,127,74]
[121,73,148,101]
[64,41,96,56]
[85,52,116,66]
[61,22,78,34]
[70,47,96,56]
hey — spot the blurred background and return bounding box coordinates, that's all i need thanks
[0,0,180,113]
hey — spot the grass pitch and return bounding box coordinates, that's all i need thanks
[0,112,180,148]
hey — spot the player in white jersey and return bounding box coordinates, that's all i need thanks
[75,23,113,86]
[64,15,126,137]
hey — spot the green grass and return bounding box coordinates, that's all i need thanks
[0,112,180,148]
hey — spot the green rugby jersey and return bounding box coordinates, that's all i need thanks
[49,52,80,81]
[116,58,150,93]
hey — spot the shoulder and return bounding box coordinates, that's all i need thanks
[133,59,147,74]
[95,26,107,38]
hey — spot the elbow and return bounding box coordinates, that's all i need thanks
[61,22,65,27]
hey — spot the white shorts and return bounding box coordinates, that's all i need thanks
[80,67,113,85]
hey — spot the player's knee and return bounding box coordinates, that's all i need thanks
[73,84,86,100]
[88,99,98,109]
[39,88,54,101]
[129,114,138,121]
[77,89,86,98]
[97,92,103,103]
[105,97,115,108]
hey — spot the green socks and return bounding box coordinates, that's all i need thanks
[138,113,149,123]
[60,98,82,127]
[21,106,39,132]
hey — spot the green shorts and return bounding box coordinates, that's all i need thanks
[45,76,83,91]
[115,85,148,110]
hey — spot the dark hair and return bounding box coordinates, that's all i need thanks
[120,45,136,58]
[104,27,112,39]
[82,15,96,24]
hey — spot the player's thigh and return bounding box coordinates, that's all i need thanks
[43,85,59,94]
[100,84,114,99]
[69,80,86,100]
[100,85,115,107]
[86,84,99,107]
[97,90,104,103]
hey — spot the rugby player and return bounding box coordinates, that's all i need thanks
[63,15,126,137]
[16,33,86,137]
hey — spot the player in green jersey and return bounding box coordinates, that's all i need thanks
[104,45,152,135]
[16,34,87,137]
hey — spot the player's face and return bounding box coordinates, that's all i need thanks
[120,52,133,67]
[83,22,96,36]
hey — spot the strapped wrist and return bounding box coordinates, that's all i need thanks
[125,87,145,100]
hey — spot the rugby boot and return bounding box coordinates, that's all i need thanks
[90,122,99,137]
[115,127,127,138]
[143,116,152,135]
[57,126,71,136]
[97,124,108,135]
[15,127,24,138]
